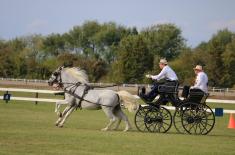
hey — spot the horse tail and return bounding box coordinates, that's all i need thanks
[116,90,139,113]
[112,94,121,114]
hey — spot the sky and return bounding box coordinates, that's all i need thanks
[0,0,235,47]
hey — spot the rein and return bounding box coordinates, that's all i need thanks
[63,82,94,110]
[62,82,115,109]
[52,69,118,109]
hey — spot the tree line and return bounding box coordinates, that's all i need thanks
[0,21,234,88]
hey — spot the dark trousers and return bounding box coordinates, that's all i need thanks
[140,80,178,101]
[140,82,162,101]
[146,83,159,99]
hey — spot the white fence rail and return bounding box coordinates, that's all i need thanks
[1,87,235,104]
[133,95,235,104]
[0,87,235,114]
[1,77,235,93]
[0,88,63,94]
[0,96,63,103]
[0,88,64,104]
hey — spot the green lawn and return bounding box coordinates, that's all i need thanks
[0,100,235,155]
[207,102,235,110]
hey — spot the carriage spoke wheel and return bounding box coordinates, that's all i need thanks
[173,107,187,134]
[181,103,215,135]
[134,105,150,132]
[145,106,172,133]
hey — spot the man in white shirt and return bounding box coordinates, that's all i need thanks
[191,65,208,93]
[140,58,178,101]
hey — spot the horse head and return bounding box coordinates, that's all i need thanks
[48,66,64,90]
[48,66,89,90]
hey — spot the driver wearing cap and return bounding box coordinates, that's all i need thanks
[140,58,178,101]
[191,65,208,93]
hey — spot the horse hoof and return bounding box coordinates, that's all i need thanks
[55,121,60,126]
[58,124,63,128]
[57,112,62,117]
[123,127,132,132]
[101,128,108,131]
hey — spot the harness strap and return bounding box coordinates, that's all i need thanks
[64,84,93,110]
[53,69,118,109]
[75,84,92,110]
[63,82,116,109]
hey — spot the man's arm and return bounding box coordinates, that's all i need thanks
[151,67,167,81]
[192,74,203,89]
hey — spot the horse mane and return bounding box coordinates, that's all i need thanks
[64,67,89,83]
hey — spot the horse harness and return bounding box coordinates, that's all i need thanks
[63,82,119,110]
[53,68,118,109]
[63,82,94,110]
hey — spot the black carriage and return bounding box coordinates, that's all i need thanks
[134,81,215,135]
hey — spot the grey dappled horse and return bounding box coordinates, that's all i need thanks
[48,67,132,131]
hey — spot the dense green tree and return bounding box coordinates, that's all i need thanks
[0,43,16,77]
[206,29,234,86]
[170,48,194,85]
[0,21,234,87]
[222,38,235,87]
[43,33,65,56]
[57,52,77,67]
[72,56,107,82]
[80,21,101,57]
[8,38,26,52]
[66,26,82,51]
[141,24,185,60]
[113,35,153,83]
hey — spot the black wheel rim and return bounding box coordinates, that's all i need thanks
[173,107,187,134]
[145,106,172,133]
[134,106,150,132]
[181,103,215,135]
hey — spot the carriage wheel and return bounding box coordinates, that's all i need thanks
[173,107,187,134]
[145,106,172,133]
[134,105,150,132]
[181,103,215,135]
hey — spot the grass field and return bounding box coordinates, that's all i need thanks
[0,100,235,155]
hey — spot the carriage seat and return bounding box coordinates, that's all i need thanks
[158,80,179,94]
[183,87,209,104]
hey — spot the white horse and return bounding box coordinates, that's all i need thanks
[48,67,137,131]
[55,90,139,114]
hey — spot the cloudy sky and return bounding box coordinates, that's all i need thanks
[0,0,235,47]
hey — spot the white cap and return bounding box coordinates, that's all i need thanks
[193,65,203,71]
[159,58,168,65]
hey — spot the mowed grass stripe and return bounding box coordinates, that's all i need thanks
[0,101,235,155]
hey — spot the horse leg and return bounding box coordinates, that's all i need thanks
[55,100,68,119]
[101,106,117,131]
[58,105,76,128]
[112,118,121,130]
[55,95,76,126]
[114,108,132,132]
[55,105,73,126]
[55,100,67,113]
